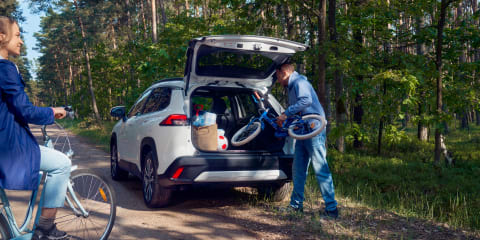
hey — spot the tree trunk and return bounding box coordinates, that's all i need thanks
[185,0,189,12]
[151,0,158,43]
[195,4,200,17]
[472,0,480,126]
[416,15,428,141]
[202,0,209,18]
[352,1,365,149]
[159,0,167,26]
[329,0,345,152]
[110,23,117,50]
[68,60,75,98]
[477,110,480,126]
[434,0,454,165]
[53,53,67,106]
[73,0,102,123]
[317,0,327,109]
[141,0,148,40]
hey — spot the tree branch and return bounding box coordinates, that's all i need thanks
[296,0,320,17]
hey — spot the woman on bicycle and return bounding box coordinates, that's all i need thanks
[0,16,70,240]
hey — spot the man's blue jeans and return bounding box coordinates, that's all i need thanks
[290,133,337,211]
[39,146,71,208]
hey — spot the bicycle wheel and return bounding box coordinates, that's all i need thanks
[55,169,116,240]
[0,214,12,239]
[288,114,326,140]
[231,121,262,146]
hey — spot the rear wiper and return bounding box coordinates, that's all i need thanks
[235,82,246,88]
[207,80,220,86]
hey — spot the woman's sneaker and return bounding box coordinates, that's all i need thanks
[33,224,68,240]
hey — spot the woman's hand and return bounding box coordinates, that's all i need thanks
[51,107,66,119]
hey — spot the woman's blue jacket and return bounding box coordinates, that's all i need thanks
[0,59,54,190]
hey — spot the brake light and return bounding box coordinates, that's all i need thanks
[172,167,184,179]
[160,114,188,126]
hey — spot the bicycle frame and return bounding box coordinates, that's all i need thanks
[249,109,301,139]
[0,174,46,240]
[0,165,89,240]
[0,121,89,239]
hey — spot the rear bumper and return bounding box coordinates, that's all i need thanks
[157,153,293,187]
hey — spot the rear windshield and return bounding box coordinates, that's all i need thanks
[195,45,275,79]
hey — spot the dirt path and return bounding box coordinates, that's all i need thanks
[5,124,478,240]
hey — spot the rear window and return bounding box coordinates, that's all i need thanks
[195,45,275,79]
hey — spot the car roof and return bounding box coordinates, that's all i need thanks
[148,78,184,90]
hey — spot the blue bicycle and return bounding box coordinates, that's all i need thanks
[231,94,326,147]
[0,108,116,240]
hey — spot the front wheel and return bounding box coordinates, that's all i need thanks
[56,169,117,240]
[111,141,129,181]
[231,121,262,146]
[288,114,326,140]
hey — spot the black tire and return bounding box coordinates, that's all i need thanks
[0,214,12,239]
[56,169,116,240]
[111,140,129,180]
[142,150,172,208]
[231,121,262,146]
[257,182,291,202]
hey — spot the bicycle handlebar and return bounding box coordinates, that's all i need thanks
[42,106,74,141]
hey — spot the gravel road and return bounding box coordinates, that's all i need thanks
[5,124,258,240]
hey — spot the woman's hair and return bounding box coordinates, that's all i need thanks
[0,16,17,47]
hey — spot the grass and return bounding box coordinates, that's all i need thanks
[56,119,115,152]
[325,124,480,232]
[60,118,480,232]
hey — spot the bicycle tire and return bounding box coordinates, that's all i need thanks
[288,114,326,140]
[231,121,262,146]
[0,214,12,239]
[55,169,116,240]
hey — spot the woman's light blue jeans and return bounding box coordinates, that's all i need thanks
[290,133,338,211]
[39,146,71,208]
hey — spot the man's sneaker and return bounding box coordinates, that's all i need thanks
[33,224,68,240]
[278,205,304,214]
[321,207,339,219]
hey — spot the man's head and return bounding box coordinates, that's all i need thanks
[275,62,295,87]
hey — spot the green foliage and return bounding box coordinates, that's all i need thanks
[6,0,478,231]
[327,126,480,230]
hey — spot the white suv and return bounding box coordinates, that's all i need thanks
[110,35,308,207]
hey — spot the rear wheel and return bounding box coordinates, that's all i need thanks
[111,141,129,180]
[0,214,12,239]
[142,151,172,208]
[257,182,291,202]
[288,114,326,140]
[56,169,116,240]
[231,121,262,146]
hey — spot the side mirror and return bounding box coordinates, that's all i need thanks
[110,106,126,121]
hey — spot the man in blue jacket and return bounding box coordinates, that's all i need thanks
[276,61,338,218]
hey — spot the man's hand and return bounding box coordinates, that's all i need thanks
[276,113,287,127]
[51,107,66,119]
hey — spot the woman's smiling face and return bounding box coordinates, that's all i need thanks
[0,23,23,58]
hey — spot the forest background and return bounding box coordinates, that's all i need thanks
[1,0,480,234]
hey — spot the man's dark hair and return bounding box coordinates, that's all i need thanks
[276,58,295,71]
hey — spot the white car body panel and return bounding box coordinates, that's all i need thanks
[111,36,306,189]
[187,35,308,90]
